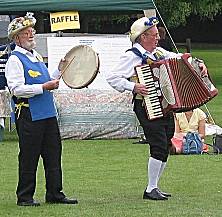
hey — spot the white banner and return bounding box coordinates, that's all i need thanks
[47,35,132,90]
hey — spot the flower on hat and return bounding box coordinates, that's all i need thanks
[26,12,34,18]
[144,17,159,28]
[23,20,32,26]
[144,19,150,26]
[8,12,36,40]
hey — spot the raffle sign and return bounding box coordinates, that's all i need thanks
[50,11,80,32]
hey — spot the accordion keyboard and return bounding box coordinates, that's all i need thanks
[135,65,163,120]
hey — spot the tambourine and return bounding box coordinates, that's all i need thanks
[60,45,99,89]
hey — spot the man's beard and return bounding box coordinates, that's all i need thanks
[22,40,36,50]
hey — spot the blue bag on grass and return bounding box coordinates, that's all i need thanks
[182,132,203,154]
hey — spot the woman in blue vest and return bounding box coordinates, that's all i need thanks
[5,12,78,206]
[106,16,208,200]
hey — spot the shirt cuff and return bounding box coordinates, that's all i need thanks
[51,69,61,79]
[35,84,44,94]
[125,81,135,92]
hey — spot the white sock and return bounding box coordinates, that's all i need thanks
[157,162,167,184]
[146,157,162,193]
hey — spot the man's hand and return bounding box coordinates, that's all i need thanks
[58,58,67,72]
[42,79,59,90]
[133,83,148,96]
[199,62,208,77]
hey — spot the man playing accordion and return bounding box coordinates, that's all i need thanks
[106,16,208,200]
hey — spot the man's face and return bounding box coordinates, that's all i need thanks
[141,26,160,50]
[15,27,36,50]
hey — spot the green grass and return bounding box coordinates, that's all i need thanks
[1,139,222,217]
[0,48,222,216]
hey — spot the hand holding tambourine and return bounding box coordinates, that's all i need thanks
[58,45,100,89]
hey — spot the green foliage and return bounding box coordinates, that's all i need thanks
[191,0,222,18]
[86,14,131,32]
[85,0,222,32]
[155,0,191,27]
[111,15,131,24]
[155,0,222,28]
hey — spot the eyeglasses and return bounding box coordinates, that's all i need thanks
[149,33,160,38]
[19,29,36,37]
[143,32,160,39]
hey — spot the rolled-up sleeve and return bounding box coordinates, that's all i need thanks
[105,52,141,93]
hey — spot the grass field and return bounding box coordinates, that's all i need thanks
[0,48,222,217]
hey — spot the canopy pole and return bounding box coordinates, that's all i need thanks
[204,104,216,125]
[151,0,179,53]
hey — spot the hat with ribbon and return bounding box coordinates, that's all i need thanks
[8,12,36,40]
[129,16,159,43]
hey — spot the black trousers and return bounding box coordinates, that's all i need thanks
[133,99,175,162]
[15,107,65,202]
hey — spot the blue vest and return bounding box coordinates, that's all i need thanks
[11,51,57,121]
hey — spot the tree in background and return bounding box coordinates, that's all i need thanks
[91,0,222,32]
[155,0,222,28]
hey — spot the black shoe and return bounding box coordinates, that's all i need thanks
[158,189,171,197]
[17,199,40,206]
[46,197,78,204]
[143,188,168,200]
[133,139,148,144]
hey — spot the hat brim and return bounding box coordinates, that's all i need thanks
[129,16,159,43]
[130,23,157,43]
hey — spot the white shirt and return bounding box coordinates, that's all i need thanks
[5,45,60,98]
[105,43,181,93]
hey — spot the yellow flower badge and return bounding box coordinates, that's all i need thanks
[28,70,41,78]
[23,20,31,26]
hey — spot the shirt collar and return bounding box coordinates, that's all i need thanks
[15,45,35,56]
[133,43,147,55]
[133,43,158,56]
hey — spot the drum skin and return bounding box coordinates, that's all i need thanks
[61,45,99,89]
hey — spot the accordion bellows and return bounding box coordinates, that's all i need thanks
[135,53,218,120]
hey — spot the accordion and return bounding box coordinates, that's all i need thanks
[135,53,218,120]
